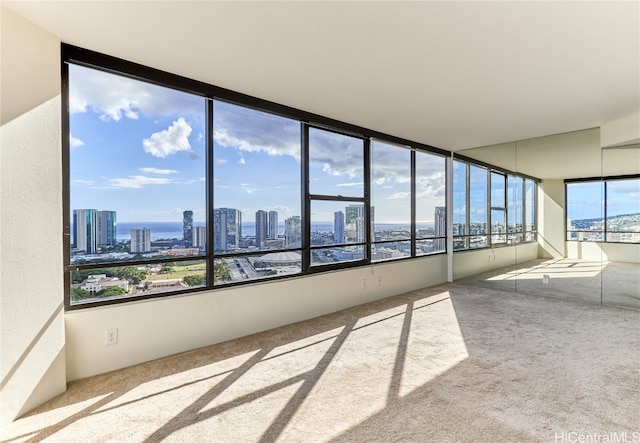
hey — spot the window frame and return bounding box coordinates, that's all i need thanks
[451,153,540,252]
[565,174,640,244]
[62,43,450,310]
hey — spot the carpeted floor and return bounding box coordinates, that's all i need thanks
[2,282,639,442]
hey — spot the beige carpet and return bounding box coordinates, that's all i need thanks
[2,283,639,442]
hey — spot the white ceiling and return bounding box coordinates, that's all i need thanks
[4,1,640,152]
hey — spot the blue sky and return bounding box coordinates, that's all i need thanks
[69,64,446,225]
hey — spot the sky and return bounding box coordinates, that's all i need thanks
[69,64,446,225]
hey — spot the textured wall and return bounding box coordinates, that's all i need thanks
[0,7,66,425]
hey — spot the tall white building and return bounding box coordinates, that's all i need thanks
[130,228,151,253]
[434,206,446,251]
[285,216,301,248]
[193,226,207,249]
[334,211,345,244]
[214,208,241,251]
[268,210,278,240]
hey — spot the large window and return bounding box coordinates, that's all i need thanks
[452,160,468,250]
[415,151,447,255]
[452,156,538,251]
[308,128,368,267]
[63,45,449,308]
[566,176,639,243]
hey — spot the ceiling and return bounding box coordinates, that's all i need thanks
[4,1,639,152]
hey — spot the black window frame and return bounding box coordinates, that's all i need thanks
[62,43,450,310]
[451,153,540,252]
[565,174,640,244]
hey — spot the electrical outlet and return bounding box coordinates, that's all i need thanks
[362,278,367,289]
[377,276,382,286]
[542,274,550,284]
[105,328,118,345]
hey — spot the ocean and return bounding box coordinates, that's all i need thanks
[115,221,423,241]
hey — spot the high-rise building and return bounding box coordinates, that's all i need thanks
[96,210,117,246]
[130,228,151,253]
[213,208,242,251]
[73,209,98,254]
[285,216,301,248]
[183,210,193,246]
[255,210,268,248]
[193,226,207,250]
[434,206,446,251]
[268,211,278,240]
[334,211,345,244]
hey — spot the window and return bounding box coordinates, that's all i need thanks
[490,172,507,245]
[452,156,538,251]
[63,44,449,308]
[67,64,208,304]
[415,151,447,255]
[507,175,523,244]
[307,127,368,267]
[566,176,639,243]
[452,160,468,250]
[469,165,488,248]
[371,140,411,261]
[524,179,537,241]
[213,101,302,283]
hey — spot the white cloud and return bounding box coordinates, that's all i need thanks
[69,64,203,121]
[142,118,192,158]
[138,167,178,175]
[71,179,95,186]
[108,175,174,189]
[215,158,228,164]
[336,182,364,187]
[213,101,300,159]
[238,158,246,164]
[70,134,85,148]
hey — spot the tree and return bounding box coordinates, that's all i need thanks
[214,259,231,282]
[96,286,127,297]
[71,288,89,300]
[115,267,148,285]
[183,274,206,287]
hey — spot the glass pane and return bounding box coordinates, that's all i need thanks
[525,179,536,233]
[310,200,364,246]
[566,181,604,241]
[491,209,506,244]
[69,64,206,263]
[416,151,446,241]
[417,238,445,255]
[214,254,301,285]
[606,178,640,243]
[491,172,505,208]
[311,246,365,266]
[371,141,410,241]
[69,260,206,305]
[372,241,411,261]
[309,127,364,197]
[213,101,301,252]
[469,165,488,248]
[453,160,467,241]
[507,176,523,244]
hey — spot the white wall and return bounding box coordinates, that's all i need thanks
[0,7,66,425]
[452,242,538,280]
[538,179,566,259]
[66,255,448,381]
[566,242,640,263]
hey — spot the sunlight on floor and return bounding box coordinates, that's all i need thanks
[1,394,112,442]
